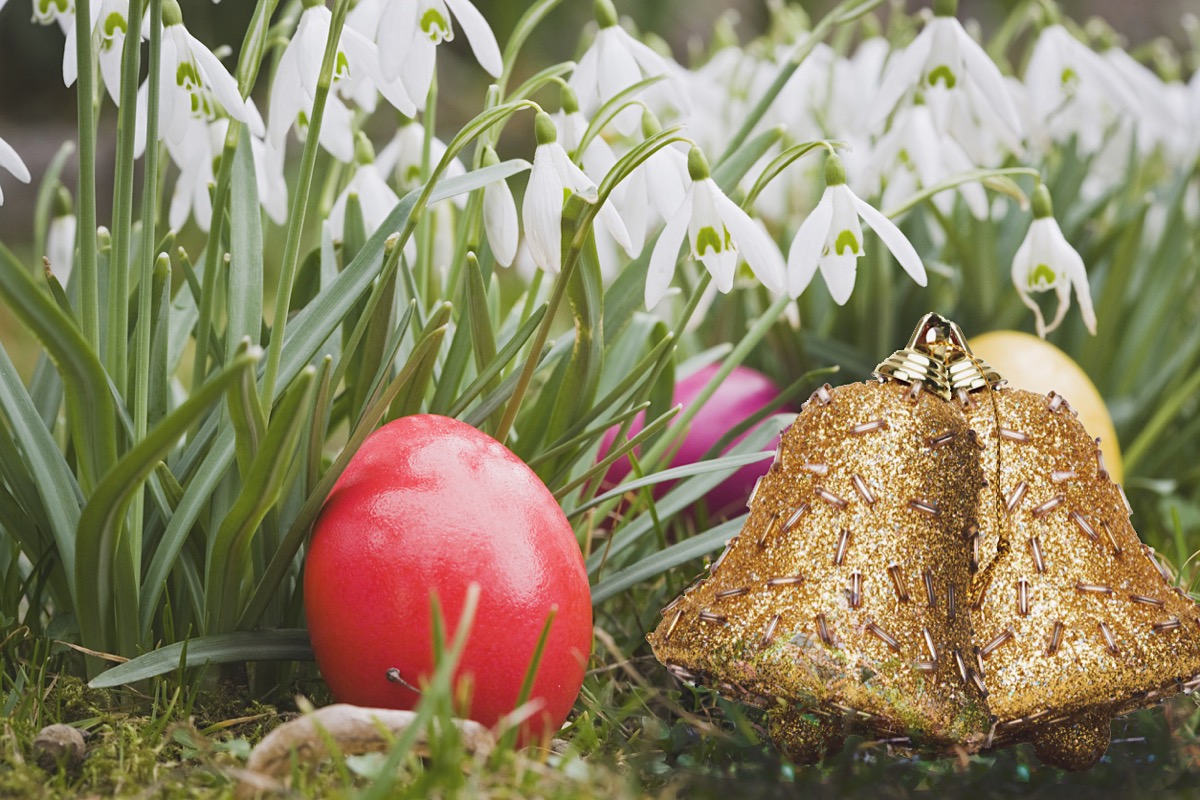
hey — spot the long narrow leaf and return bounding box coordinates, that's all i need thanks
[206,367,318,633]
[0,241,117,493]
[0,343,82,600]
[88,629,313,688]
[76,349,261,660]
[227,125,264,355]
[590,517,743,604]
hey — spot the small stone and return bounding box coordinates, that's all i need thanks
[32,724,86,772]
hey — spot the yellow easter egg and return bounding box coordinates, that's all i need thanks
[970,330,1123,484]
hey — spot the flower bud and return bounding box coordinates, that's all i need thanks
[1032,184,1054,220]
[823,153,847,187]
[534,111,558,146]
[593,0,618,29]
[687,146,711,182]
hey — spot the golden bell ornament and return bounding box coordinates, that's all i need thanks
[649,313,1200,771]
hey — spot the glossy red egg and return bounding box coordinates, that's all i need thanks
[304,414,592,741]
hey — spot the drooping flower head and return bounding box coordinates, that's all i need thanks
[354,0,502,109]
[569,0,689,135]
[870,0,1023,158]
[269,0,415,163]
[158,0,264,145]
[1012,184,1096,337]
[645,146,785,308]
[786,153,926,304]
[329,133,402,240]
[524,111,607,275]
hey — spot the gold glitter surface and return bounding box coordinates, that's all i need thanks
[648,313,1200,768]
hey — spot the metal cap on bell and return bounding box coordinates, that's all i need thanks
[874,312,1005,401]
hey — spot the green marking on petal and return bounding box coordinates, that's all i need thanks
[1029,264,1057,287]
[927,64,958,89]
[176,60,201,89]
[834,230,859,256]
[102,12,128,43]
[420,8,450,41]
[696,226,725,256]
[36,0,69,21]
[1061,67,1078,87]
[335,50,350,80]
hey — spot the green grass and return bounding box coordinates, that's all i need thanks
[3,630,1200,798]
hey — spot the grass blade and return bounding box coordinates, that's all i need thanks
[590,516,743,604]
[88,629,313,688]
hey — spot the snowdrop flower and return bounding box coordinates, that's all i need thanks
[158,1,263,146]
[480,146,523,268]
[0,133,30,205]
[164,119,285,230]
[357,0,501,109]
[551,86,639,259]
[612,110,688,252]
[646,146,785,309]
[269,0,415,163]
[524,112,631,274]
[860,99,988,219]
[31,0,75,30]
[165,123,219,230]
[870,0,1022,154]
[45,187,77,286]
[569,0,688,135]
[329,134,402,240]
[1023,25,1139,156]
[1012,185,1096,337]
[59,0,134,97]
[787,153,926,304]
[374,121,465,196]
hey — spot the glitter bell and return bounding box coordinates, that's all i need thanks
[649,312,1200,770]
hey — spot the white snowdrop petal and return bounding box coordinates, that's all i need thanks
[954,18,1023,137]
[819,251,860,305]
[713,187,784,295]
[444,0,502,77]
[63,16,79,86]
[401,39,438,110]
[317,95,357,163]
[47,215,77,287]
[568,46,600,111]
[267,44,304,147]
[869,26,934,130]
[852,193,927,287]
[357,169,402,233]
[187,31,260,133]
[615,169,648,253]
[644,148,688,219]
[483,179,519,267]
[645,191,693,309]
[0,136,31,183]
[1046,218,1096,334]
[599,199,636,257]
[378,0,415,80]
[786,192,833,298]
[523,149,565,273]
[549,145,598,202]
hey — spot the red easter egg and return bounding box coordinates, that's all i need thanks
[304,414,592,741]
